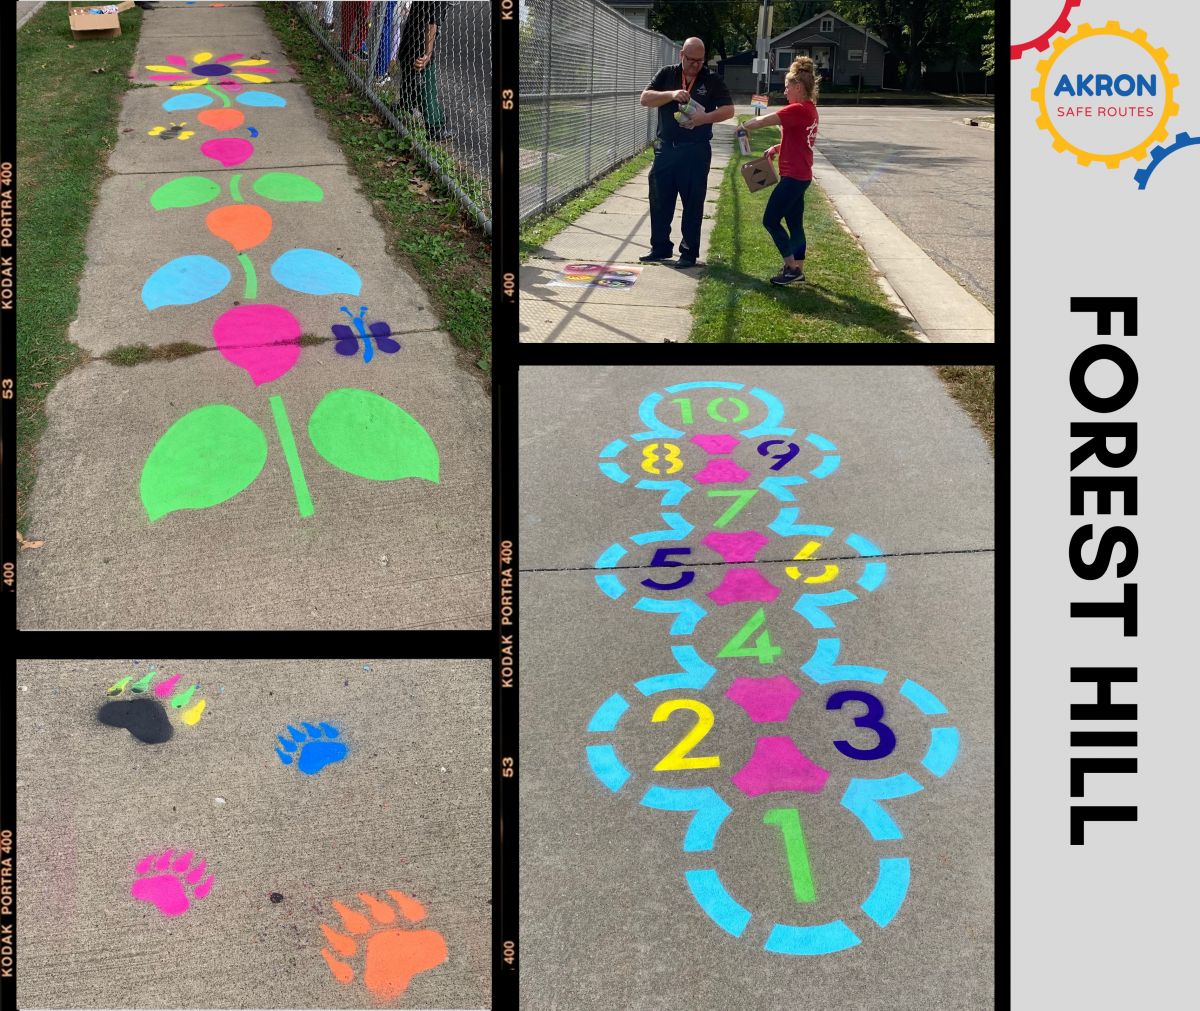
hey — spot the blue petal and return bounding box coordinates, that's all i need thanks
[142,255,231,310]
[270,249,361,296]
[236,91,287,107]
[162,93,213,111]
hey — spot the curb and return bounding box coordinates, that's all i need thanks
[960,118,996,131]
[16,1,50,31]
[810,146,994,343]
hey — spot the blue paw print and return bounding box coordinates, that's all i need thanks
[275,722,348,775]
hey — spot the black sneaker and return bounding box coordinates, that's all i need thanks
[674,257,699,269]
[639,250,674,263]
[770,266,805,286]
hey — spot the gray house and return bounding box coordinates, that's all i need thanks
[601,0,654,31]
[768,9,889,89]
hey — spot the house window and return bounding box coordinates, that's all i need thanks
[776,49,794,71]
[849,50,863,62]
[821,17,834,32]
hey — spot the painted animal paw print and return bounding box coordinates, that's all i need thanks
[131,849,214,916]
[99,668,206,743]
[320,891,448,1001]
[148,122,194,140]
[275,722,347,775]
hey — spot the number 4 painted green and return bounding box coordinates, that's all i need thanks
[716,607,782,663]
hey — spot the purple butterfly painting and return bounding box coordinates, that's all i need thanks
[332,305,400,362]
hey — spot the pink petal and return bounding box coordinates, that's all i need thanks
[149,74,192,81]
[217,79,242,91]
[154,673,182,697]
[213,305,302,386]
[136,854,155,874]
[200,137,254,168]
[165,55,188,67]
[215,53,245,62]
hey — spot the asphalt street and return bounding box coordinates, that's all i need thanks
[519,366,994,1010]
[16,658,491,1011]
[812,106,995,310]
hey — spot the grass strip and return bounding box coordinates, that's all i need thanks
[690,118,916,343]
[16,2,147,538]
[260,3,491,376]
[519,146,655,260]
[933,366,995,454]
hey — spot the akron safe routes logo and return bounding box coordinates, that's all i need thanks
[1016,2,1196,189]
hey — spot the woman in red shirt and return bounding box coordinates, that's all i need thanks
[738,57,820,285]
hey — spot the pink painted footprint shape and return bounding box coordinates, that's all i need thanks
[131,849,214,916]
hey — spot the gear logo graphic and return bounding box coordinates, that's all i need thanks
[1031,21,1180,167]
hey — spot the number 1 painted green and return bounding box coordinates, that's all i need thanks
[764,808,817,902]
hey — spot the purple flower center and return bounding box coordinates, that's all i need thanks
[191,63,232,75]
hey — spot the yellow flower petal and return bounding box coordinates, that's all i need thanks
[178,132,195,140]
[230,59,271,66]
[232,73,272,83]
[169,78,209,89]
[148,126,165,135]
[192,52,213,63]
[145,65,186,73]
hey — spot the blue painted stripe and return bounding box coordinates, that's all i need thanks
[595,574,626,599]
[809,455,841,479]
[922,727,960,778]
[599,438,627,458]
[633,597,707,634]
[635,645,717,695]
[758,475,808,501]
[640,786,731,851]
[595,543,627,568]
[740,387,797,438]
[685,870,752,937]
[840,774,924,840]
[768,508,834,538]
[631,392,684,440]
[587,693,630,732]
[599,462,630,483]
[899,679,948,715]
[630,512,695,544]
[857,562,887,592]
[861,858,910,928]
[806,433,837,451]
[636,479,692,505]
[587,745,631,792]
[764,920,861,955]
[800,638,887,685]
[665,381,744,392]
[793,589,858,629]
[845,533,882,556]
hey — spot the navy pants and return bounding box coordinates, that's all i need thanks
[648,142,712,259]
[763,176,811,261]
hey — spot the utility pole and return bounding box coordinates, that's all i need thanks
[857,17,868,105]
[755,0,773,113]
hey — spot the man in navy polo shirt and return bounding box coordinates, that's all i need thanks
[639,37,735,269]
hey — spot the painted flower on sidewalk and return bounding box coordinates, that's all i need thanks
[146,52,280,88]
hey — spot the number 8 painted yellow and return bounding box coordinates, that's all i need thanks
[652,699,720,770]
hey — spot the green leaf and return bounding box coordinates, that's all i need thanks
[307,388,439,482]
[251,171,324,203]
[141,405,267,522]
[150,175,221,210]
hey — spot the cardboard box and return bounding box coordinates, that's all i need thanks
[740,155,779,193]
[68,2,134,41]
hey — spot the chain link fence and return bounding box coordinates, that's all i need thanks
[520,0,678,221]
[293,1,491,233]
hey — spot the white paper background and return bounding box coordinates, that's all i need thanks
[1013,1,1200,1006]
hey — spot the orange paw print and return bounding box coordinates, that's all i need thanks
[319,890,448,1001]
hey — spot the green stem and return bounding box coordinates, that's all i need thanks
[268,395,315,518]
[237,253,257,298]
[203,83,231,108]
[229,173,243,202]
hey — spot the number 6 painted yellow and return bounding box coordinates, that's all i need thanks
[652,699,720,770]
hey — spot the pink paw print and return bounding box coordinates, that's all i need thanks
[131,849,214,916]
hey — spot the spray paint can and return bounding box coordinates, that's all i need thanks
[737,129,751,155]
[674,99,697,123]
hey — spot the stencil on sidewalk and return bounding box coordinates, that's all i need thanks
[548,263,643,290]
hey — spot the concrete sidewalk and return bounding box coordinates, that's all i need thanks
[519,119,739,343]
[17,659,491,1010]
[519,367,994,1010]
[17,2,490,629]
